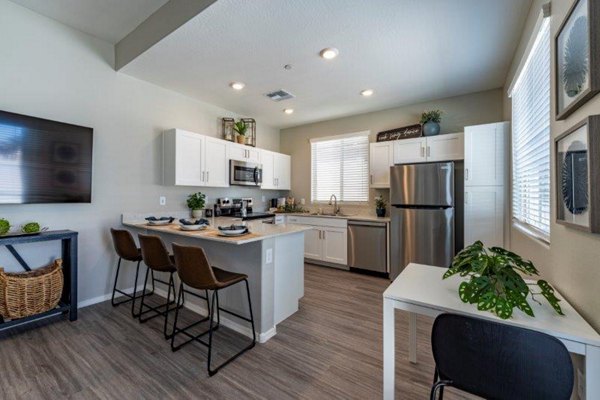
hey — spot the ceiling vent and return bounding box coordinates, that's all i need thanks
[265,89,295,102]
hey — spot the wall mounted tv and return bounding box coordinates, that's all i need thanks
[0,110,93,204]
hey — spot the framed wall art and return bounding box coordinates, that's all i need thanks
[555,115,600,232]
[555,0,600,120]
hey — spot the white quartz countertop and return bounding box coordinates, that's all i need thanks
[123,217,312,245]
[277,212,391,223]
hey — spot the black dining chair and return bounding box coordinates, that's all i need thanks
[430,313,574,400]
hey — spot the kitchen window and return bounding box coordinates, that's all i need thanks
[310,131,370,203]
[509,17,551,242]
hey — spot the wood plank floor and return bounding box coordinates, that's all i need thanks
[0,264,477,399]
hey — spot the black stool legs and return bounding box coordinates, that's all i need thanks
[111,258,156,317]
[137,268,182,339]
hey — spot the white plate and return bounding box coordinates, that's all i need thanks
[218,229,249,236]
[147,220,171,226]
[179,224,207,231]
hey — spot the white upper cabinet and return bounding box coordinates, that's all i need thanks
[227,142,261,163]
[370,142,394,188]
[260,149,291,190]
[163,129,206,186]
[204,137,229,187]
[426,133,464,162]
[393,137,427,164]
[464,122,508,187]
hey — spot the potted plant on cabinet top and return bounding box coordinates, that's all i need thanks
[233,120,248,144]
[375,195,387,218]
[187,192,206,218]
[443,241,563,319]
[420,109,443,136]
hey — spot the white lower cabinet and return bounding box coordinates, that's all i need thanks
[464,186,504,247]
[287,216,348,266]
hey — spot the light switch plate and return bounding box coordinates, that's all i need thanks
[159,196,166,206]
[266,248,273,264]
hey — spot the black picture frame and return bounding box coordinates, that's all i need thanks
[555,0,600,120]
[555,115,600,233]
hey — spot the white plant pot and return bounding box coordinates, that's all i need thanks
[191,209,203,218]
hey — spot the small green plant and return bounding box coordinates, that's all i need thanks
[420,109,443,124]
[21,222,40,233]
[186,192,206,211]
[233,120,248,136]
[375,196,386,209]
[444,241,563,319]
[0,218,10,235]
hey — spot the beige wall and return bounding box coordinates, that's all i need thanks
[280,89,504,213]
[504,0,600,332]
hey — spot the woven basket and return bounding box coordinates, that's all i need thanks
[0,259,64,320]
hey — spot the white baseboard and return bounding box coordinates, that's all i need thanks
[78,284,145,309]
[153,287,275,344]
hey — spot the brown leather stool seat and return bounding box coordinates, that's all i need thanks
[171,243,256,376]
[137,234,182,339]
[109,228,156,316]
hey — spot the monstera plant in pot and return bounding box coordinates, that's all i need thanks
[233,120,248,144]
[187,192,206,218]
[444,241,563,319]
[420,109,443,136]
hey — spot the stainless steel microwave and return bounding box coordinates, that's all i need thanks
[229,160,262,186]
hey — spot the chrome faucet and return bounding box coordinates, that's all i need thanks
[329,194,340,215]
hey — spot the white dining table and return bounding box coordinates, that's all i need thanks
[383,263,600,400]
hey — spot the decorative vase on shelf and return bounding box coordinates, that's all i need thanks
[376,208,386,218]
[422,121,440,136]
[191,209,203,218]
[236,135,245,144]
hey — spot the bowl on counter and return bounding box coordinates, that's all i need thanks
[217,224,249,237]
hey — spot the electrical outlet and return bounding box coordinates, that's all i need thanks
[266,248,273,264]
[577,368,585,399]
[159,196,166,206]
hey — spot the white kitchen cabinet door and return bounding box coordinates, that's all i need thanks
[227,142,261,163]
[304,228,323,260]
[322,227,348,265]
[370,142,393,187]
[465,122,508,187]
[426,132,464,162]
[260,150,276,189]
[274,153,291,190]
[173,130,204,186]
[464,186,505,248]
[204,137,229,187]
[393,137,427,164]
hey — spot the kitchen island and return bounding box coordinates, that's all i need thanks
[123,214,311,343]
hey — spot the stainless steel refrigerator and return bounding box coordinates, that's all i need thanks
[390,161,456,279]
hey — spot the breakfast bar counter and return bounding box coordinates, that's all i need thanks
[122,214,311,343]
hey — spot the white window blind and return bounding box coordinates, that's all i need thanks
[311,132,369,202]
[510,18,551,241]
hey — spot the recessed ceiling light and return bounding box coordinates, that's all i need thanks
[230,82,245,90]
[360,89,374,97]
[283,108,294,114]
[319,47,339,60]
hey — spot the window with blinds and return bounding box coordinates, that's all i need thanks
[510,18,551,241]
[311,132,369,202]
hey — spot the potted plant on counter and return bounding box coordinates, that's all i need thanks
[375,196,387,218]
[420,109,443,136]
[187,192,206,218]
[233,120,248,144]
[443,241,563,319]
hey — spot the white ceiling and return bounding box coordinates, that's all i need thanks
[121,0,531,128]
[9,0,168,44]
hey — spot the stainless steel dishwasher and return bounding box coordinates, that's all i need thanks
[347,220,388,273]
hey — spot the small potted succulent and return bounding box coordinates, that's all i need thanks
[0,218,10,236]
[186,192,206,218]
[420,109,443,136]
[375,196,387,218]
[444,241,563,319]
[233,120,248,144]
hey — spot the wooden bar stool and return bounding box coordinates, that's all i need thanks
[137,233,186,339]
[109,228,156,317]
[171,243,256,376]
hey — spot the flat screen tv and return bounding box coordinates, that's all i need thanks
[0,110,93,204]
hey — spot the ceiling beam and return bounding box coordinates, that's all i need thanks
[115,0,216,71]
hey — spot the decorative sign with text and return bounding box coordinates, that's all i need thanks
[376,124,422,142]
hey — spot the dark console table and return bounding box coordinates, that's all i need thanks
[0,230,78,331]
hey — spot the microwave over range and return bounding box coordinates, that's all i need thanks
[230,160,263,186]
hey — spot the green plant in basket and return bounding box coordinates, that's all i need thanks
[0,218,10,235]
[443,241,563,319]
[22,222,41,233]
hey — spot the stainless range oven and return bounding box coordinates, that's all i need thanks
[229,160,262,186]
